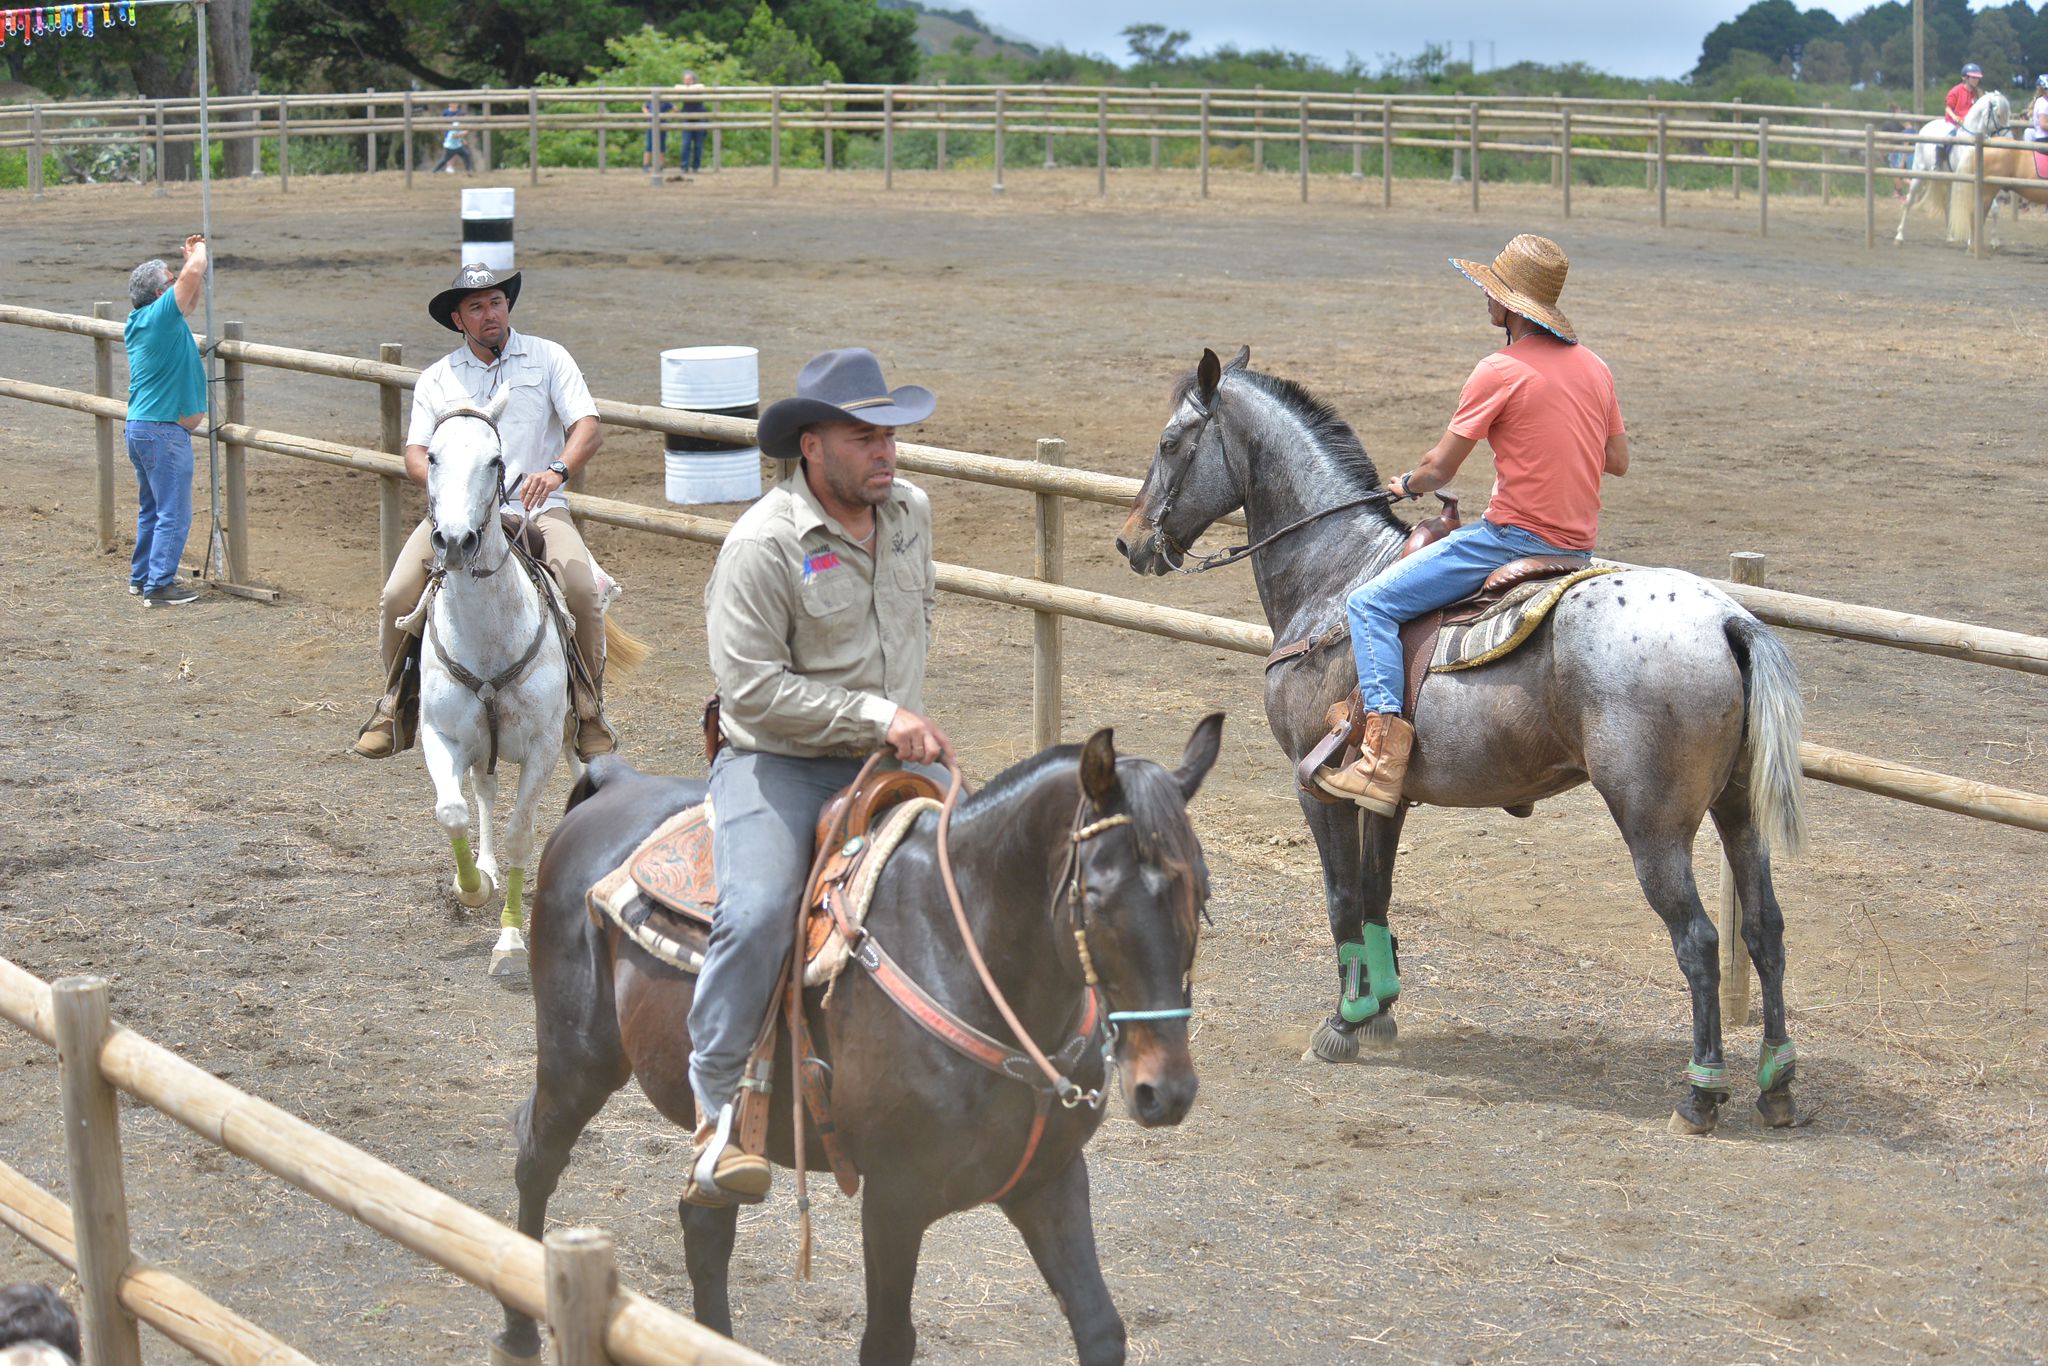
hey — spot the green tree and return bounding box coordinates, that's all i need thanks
[1969,8,2026,86]
[1122,23,1189,66]
[662,1,918,84]
[734,1,840,84]
[1801,36,1850,84]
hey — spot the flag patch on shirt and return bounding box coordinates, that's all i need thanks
[802,551,842,582]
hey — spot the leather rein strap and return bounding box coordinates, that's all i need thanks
[425,600,550,777]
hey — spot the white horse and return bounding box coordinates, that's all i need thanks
[419,391,577,977]
[1895,90,2012,244]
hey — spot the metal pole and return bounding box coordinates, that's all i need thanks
[884,87,895,190]
[1032,437,1065,750]
[278,96,289,191]
[993,89,1006,194]
[1561,107,1572,217]
[527,87,539,186]
[1097,91,1108,197]
[94,302,116,554]
[1864,122,1877,250]
[1199,90,1209,198]
[54,977,144,1366]
[1657,112,1668,228]
[1913,0,1925,117]
[222,321,248,583]
[379,343,406,579]
[197,0,228,586]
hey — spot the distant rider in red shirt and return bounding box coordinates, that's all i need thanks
[1941,63,1984,169]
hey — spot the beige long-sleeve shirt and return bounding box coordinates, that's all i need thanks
[705,471,936,758]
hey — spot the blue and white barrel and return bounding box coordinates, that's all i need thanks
[460,187,516,273]
[661,346,761,504]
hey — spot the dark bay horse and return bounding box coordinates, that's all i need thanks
[497,715,1222,1366]
[1116,347,1806,1135]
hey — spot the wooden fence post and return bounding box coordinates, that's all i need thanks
[29,105,42,200]
[1719,552,1766,1030]
[884,87,895,190]
[1150,84,1161,170]
[1730,99,1741,199]
[1033,437,1065,751]
[378,343,406,578]
[1657,112,1669,228]
[1864,122,1877,250]
[93,302,116,556]
[712,118,722,173]
[403,90,414,189]
[1098,91,1109,197]
[934,82,946,172]
[1041,83,1055,170]
[1758,117,1770,237]
[365,90,377,173]
[528,87,540,186]
[993,89,1006,193]
[1198,90,1210,198]
[1351,90,1363,179]
[1381,98,1392,207]
[770,90,782,188]
[54,976,143,1366]
[1468,100,1480,211]
[1298,94,1310,202]
[543,1227,617,1366]
[222,321,249,584]
[1971,131,1986,260]
[1560,107,1572,217]
[154,101,167,196]
[823,86,835,172]
[645,95,660,185]
[278,96,290,191]
[1820,102,1832,203]
[1252,84,1264,172]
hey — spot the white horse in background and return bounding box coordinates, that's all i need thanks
[419,392,576,978]
[1895,90,2013,244]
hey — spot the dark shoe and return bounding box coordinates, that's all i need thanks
[1314,713,1416,816]
[142,584,200,608]
[681,1105,771,1208]
[575,714,617,762]
[352,715,396,759]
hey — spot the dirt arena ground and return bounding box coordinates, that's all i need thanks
[2,166,2044,1363]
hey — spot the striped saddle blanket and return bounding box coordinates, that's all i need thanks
[1428,565,1620,673]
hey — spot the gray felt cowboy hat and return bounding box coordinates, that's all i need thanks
[428,262,522,333]
[756,348,937,460]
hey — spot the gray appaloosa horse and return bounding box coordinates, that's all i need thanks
[1116,347,1806,1135]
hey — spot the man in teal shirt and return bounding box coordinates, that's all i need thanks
[123,234,209,607]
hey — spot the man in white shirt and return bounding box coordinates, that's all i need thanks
[353,264,615,760]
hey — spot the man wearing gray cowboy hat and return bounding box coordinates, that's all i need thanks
[1317,234,1630,813]
[353,263,617,761]
[683,346,948,1207]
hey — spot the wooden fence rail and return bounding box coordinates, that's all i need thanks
[0,958,774,1366]
[2,304,2043,835]
[4,83,2037,253]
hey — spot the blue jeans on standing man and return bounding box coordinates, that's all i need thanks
[125,419,195,593]
[681,128,705,173]
[1347,518,1587,716]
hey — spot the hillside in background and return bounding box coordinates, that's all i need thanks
[879,1,1041,62]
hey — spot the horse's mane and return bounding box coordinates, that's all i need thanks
[1170,365,1401,524]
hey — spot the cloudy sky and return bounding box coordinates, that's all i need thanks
[960,1,1979,81]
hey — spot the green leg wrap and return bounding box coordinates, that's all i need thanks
[1686,1060,1729,1092]
[1338,924,1401,1025]
[502,867,525,931]
[1757,1038,1797,1092]
[450,834,481,897]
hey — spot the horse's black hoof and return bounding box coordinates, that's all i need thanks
[1308,1015,1360,1062]
[1667,1088,1726,1136]
[490,1330,542,1365]
[1756,1086,1798,1129]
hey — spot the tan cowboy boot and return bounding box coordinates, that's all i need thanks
[351,702,398,759]
[1315,713,1415,816]
[680,1103,772,1208]
[575,714,616,761]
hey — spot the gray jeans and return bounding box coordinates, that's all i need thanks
[686,746,942,1118]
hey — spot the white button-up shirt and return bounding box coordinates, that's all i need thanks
[407,328,598,514]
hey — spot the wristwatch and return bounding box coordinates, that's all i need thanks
[547,460,570,480]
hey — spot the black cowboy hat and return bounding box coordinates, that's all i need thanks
[757,347,937,460]
[428,262,522,333]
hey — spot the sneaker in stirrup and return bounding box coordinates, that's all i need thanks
[1314,713,1416,816]
[681,1102,771,1208]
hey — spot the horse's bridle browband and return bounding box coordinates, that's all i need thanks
[1146,395,1398,575]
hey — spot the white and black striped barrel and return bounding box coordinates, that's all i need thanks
[460,187,516,273]
[660,346,761,504]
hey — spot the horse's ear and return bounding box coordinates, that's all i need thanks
[1172,712,1224,801]
[1080,728,1120,804]
[1224,345,1250,373]
[1196,348,1222,403]
[483,387,514,425]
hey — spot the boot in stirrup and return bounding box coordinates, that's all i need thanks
[1314,713,1415,816]
[681,1101,772,1208]
[351,701,398,759]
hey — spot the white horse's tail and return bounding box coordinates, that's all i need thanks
[603,613,653,675]
[1725,616,1806,856]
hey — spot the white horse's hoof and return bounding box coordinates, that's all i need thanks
[455,869,496,909]
[489,926,529,977]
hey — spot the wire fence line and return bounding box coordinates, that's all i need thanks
[5,82,2042,251]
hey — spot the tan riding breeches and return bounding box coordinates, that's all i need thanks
[377,508,605,716]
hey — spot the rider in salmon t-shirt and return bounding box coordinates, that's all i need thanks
[1942,62,1984,168]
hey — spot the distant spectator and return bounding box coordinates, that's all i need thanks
[433,103,473,174]
[2028,74,2048,142]
[643,93,675,173]
[0,1282,80,1364]
[122,235,209,608]
[679,71,708,176]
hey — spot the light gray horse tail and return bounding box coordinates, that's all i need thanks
[1724,616,1807,856]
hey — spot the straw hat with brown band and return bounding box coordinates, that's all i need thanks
[1448,234,1577,345]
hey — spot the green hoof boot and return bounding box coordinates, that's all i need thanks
[1337,925,1401,1025]
[1669,1061,1729,1135]
[1310,1015,1361,1063]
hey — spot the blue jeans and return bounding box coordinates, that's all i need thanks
[125,420,195,592]
[681,129,705,172]
[1347,518,1586,715]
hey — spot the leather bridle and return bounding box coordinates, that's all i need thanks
[427,403,520,580]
